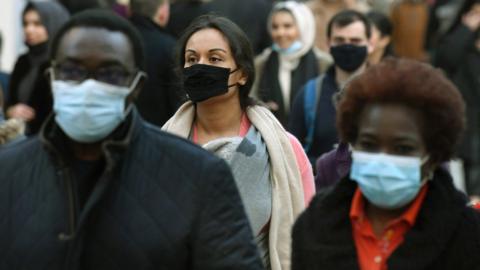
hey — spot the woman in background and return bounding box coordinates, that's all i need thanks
[6,1,69,134]
[366,10,393,65]
[253,1,330,126]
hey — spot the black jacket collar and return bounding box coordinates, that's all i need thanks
[303,168,470,269]
[39,107,143,169]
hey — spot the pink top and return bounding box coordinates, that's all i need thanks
[193,114,315,205]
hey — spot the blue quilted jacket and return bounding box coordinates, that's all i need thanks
[0,109,263,270]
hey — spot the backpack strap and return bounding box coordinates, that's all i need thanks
[303,74,325,153]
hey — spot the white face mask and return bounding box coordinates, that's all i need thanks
[51,74,141,143]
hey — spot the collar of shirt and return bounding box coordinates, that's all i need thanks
[349,183,429,270]
[350,183,428,233]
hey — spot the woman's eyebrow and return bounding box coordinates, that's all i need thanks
[209,48,227,53]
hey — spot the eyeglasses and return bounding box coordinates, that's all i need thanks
[52,62,136,86]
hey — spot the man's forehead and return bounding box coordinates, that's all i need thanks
[331,21,368,39]
[55,27,134,67]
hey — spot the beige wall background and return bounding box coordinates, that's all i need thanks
[0,0,28,73]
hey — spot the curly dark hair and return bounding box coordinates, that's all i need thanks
[337,57,466,163]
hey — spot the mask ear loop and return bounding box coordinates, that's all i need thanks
[128,71,147,92]
[124,71,147,115]
[227,67,241,88]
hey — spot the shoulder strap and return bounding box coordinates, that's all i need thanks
[303,74,325,153]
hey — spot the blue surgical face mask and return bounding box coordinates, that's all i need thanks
[350,151,429,210]
[272,40,303,55]
[51,74,142,143]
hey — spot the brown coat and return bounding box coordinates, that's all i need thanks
[390,0,430,61]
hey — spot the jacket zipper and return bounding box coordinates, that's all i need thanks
[58,168,77,241]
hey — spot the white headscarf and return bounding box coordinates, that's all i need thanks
[266,1,316,110]
[268,1,316,61]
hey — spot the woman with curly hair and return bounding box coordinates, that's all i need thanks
[292,58,480,270]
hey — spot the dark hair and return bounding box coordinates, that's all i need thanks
[49,9,145,70]
[327,10,371,39]
[337,58,465,163]
[366,11,392,37]
[175,14,256,109]
[130,0,165,19]
[366,11,394,57]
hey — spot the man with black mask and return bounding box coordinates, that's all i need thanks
[289,9,371,170]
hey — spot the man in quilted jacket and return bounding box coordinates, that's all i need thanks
[0,9,263,270]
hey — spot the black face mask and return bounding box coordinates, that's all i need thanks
[183,64,238,103]
[330,44,368,72]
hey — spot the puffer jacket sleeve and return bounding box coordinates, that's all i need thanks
[191,158,264,270]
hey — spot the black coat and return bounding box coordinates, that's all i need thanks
[6,52,52,135]
[0,108,263,270]
[435,24,480,196]
[292,169,480,270]
[259,49,320,126]
[166,0,271,55]
[288,67,339,166]
[208,0,272,54]
[131,15,185,127]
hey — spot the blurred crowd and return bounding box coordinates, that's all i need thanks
[1,0,479,197]
[0,0,479,269]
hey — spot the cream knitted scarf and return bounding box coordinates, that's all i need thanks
[163,101,305,270]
